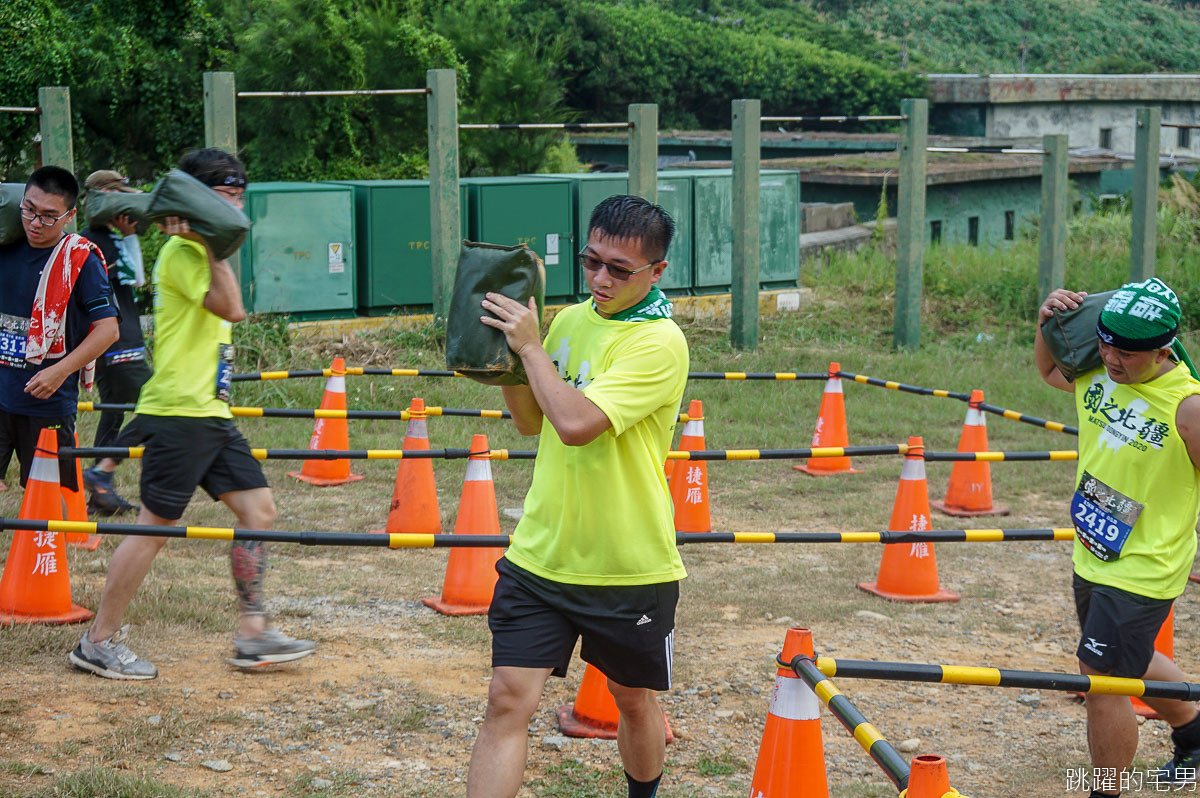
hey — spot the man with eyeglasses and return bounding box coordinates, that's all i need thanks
[467,195,688,798]
[0,166,118,496]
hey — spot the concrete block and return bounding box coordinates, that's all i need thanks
[801,202,857,233]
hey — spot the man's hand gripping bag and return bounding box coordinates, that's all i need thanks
[1041,290,1116,382]
[446,241,546,385]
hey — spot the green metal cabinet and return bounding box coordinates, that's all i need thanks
[688,169,801,291]
[238,182,356,318]
[461,177,575,301]
[327,180,468,313]
[525,172,693,296]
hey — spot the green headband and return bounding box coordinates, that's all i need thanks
[1097,278,1197,379]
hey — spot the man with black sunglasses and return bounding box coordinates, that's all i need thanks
[0,166,118,494]
[468,195,687,798]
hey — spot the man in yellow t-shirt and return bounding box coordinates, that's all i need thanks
[467,195,688,798]
[1036,278,1200,794]
[69,149,314,682]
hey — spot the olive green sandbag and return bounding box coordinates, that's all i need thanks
[0,183,25,245]
[83,189,153,236]
[446,241,546,385]
[145,169,251,260]
[1040,290,1116,382]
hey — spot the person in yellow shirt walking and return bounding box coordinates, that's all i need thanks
[69,149,314,681]
[466,195,687,798]
[1036,278,1200,796]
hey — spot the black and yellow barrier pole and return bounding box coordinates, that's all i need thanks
[812,657,1200,702]
[783,653,909,790]
[687,371,827,381]
[78,402,511,421]
[835,369,1078,436]
[61,446,534,462]
[230,367,833,382]
[2,516,1072,547]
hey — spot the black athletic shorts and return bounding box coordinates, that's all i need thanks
[1073,573,1173,678]
[0,411,78,491]
[489,557,678,690]
[133,415,268,521]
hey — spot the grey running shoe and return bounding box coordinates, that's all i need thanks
[69,624,158,680]
[83,466,139,516]
[1159,740,1200,784]
[227,628,316,669]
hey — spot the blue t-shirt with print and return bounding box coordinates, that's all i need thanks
[0,238,116,417]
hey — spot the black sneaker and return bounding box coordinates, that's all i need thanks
[1159,741,1200,784]
[83,466,139,516]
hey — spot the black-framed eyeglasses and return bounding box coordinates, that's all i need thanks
[20,204,73,227]
[577,248,659,281]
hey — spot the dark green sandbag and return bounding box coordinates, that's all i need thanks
[446,241,546,385]
[1040,290,1116,382]
[145,169,251,260]
[83,190,153,236]
[0,183,25,245]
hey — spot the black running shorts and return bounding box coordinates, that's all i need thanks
[1073,573,1173,678]
[488,558,678,691]
[0,411,78,491]
[134,415,268,521]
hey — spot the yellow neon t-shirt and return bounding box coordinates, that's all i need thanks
[505,301,690,586]
[1072,364,1200,599]
[135,237,233,418]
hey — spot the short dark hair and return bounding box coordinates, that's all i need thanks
[178,148,247,188]
[587,195,675,262]
[26,165,79,209]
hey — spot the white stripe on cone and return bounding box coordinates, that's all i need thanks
[681,419,704,437]
[767,674,821,721]
[326,375,346,393]
[406,418,429,439]
[965,407,985,427]
[822,377,843,394]
[29,455,58,484]
[900,458,926,481]
[464,459,492,482]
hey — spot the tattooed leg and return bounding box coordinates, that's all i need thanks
[231,540,267,619]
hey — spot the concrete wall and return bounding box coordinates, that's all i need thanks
[988,102,1200,155]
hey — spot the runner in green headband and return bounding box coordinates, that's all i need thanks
[1097,277,1198,380]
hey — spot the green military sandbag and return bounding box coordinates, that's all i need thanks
[83,189,153,236]
[145,169,251,260]
[1040,290,1116,382]
[0,183,25,245]
[446,241,546,385]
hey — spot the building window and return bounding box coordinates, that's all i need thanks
[968,216,979,246]
[930,220,942,243]
[1004,210,1015,241]
[1180,127,1192,149]
[1099,127,1113,150]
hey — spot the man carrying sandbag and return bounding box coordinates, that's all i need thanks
[466,195,688,798]
[70,149,314,681]
[78,170,150,516]
[1036,279,1200,794]
[0,167,118,496]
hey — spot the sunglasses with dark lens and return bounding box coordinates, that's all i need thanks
[577,249,659,281]
[20,204,72,227]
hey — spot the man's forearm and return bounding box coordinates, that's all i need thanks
[204,259,246,322]
[501,385,543,436]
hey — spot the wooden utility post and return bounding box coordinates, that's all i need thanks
[1130,107,1160,282]
[427,69,460,322]
[731,99,761,351]
[1037,134,1069,301]
[203,72,238,153]
[893,98,928,351]
[628,104,658,205]
[37,87,73,172]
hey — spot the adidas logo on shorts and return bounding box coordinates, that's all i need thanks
[636,614,652,626]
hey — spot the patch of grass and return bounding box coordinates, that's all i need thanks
[528,760,626,798]
[380,705,428,733]
[0,760,48,776]
[18,767,203,798]
[695,750,749,776]
[291,769,369,797]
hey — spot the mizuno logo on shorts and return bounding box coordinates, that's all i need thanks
[1084,637,1108,657]
[637,615,652,626]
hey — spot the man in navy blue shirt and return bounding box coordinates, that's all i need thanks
[0,166,118,491]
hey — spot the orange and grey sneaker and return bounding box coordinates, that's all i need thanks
[227,628,316,669]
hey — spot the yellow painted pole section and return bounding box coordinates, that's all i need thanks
[1088,675,1147,697]
[731,533,777,543]
[841,532,884,543]
[387,534,438,548]
[187,527,236,540]
[939,666,1002,686]
[852,722,886,751]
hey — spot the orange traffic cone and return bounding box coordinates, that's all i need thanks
[902,755,952,797]
[372,398,441,535]
[288,357,364,486]
[670,399,711,532]
[749,627,829,798]
[1133,606,1174,719]
[931,390,1009,518]
[556,662,675,742]
[794,362,861,476]
[62,434,101,551]
[421,434,504,615]
[0,428,94,625]
[858,437,959,603]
